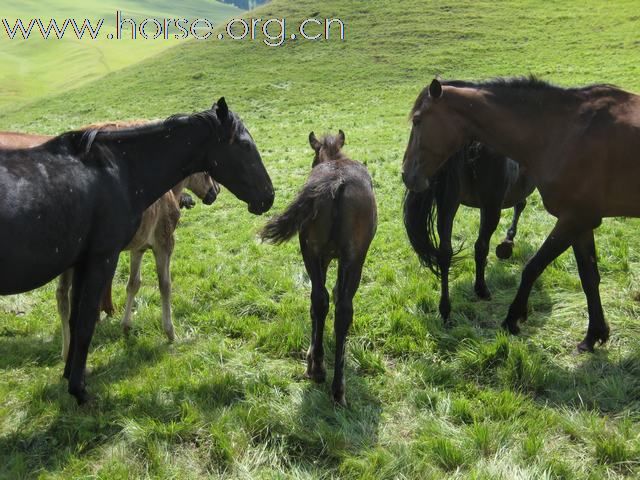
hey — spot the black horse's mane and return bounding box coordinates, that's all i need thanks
[43,106,239,162]
[411,75,624,116]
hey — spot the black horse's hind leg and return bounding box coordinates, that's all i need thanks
[496,199,527,260]
[332,256,364,406]
[573,230,610,352]
[474,206,502,300]
[502,218,581,334]
[67,255,118,404]
[64,266,86,380]
[301,244,330,383]
[436,196,459,322]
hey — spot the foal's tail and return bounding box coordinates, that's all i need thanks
[403,186,442,277]
[260,176,341,244]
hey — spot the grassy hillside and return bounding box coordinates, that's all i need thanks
[1,0,640,478]
[0,0,241,108]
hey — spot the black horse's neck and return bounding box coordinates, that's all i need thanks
[93,116,218,214]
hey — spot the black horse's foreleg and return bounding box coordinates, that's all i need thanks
[502,218,582,334]
[301,243,330,383]
[573,230,609,352]
[436,197,459,322]
[496,199,527,259]
[332,257,364,407]
[67,255,118,404]
[474,206,501,300]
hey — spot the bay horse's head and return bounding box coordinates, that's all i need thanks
[184,172,220,205]
[402,79,467,192]
[205,98,274,214]
[308,130,346,167]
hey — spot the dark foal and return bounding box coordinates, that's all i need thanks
[403,77,640,352]
[403,141,534,320]
[261,130,377,406]
[0,98,274,403]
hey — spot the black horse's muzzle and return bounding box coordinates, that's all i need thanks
[248,189,275,215]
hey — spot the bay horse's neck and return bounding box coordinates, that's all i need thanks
[446,86,570,170]
[100,120,211,214]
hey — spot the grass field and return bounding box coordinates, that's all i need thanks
[0,0,241,109]
[1,0,640,478]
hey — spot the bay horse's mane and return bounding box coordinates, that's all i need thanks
[410,75,627,117]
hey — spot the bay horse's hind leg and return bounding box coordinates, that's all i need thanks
[573,229,609,352]
[502,218,580,334]
[436,194,459,322]
[122,250,144,336]
[152,243,175,342]
[301,242,330,383]
[67,255,119,404]
[474,206,501,300]
[496,199,527,260]
[57,269,73,361]
[332,256,364,406]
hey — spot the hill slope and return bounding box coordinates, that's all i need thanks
[1,1,640,478]
[0,0,241,108]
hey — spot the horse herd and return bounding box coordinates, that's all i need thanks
[1,76,639,406]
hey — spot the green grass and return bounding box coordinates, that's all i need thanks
[2,0,640,478]
[0,0,241,109]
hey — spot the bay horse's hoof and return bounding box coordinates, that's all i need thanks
[501,319,520,335]
[496,241,514,260]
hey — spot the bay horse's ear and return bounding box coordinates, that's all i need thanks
[215,97,229,121]
[429,79,443,99]
[337,129,345,148]
[309,131,321,151]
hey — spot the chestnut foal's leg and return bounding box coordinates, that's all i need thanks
[502,217,584,334]
[572,229,609,352]
[332,256,365,407]
[122,250,144,336]
[496,199,527,259]
[474,205,501,300]
[301,242,331,383]
[152,243,175,342]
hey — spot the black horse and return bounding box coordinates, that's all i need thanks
[403,142,535,321]
[0,98,274,403]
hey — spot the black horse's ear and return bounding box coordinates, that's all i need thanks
[337,129,345,148]
[429,79,442,99]
[215,97,229,121]
[309,131,321,151]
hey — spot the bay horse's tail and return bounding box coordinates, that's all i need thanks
[403,152,464,278]
[261,175,341,244]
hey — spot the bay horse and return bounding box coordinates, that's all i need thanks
[403,77,640,352]
[261,130,377,406]
[0,98,274,403]
[403,141,534,320]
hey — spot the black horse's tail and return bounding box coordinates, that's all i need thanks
[403,154,464,278]
[403,185,442,277]
[261,173,341,244]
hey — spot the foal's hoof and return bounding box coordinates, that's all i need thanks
[165,330,176,343]
[501,319,520,335]
[496,241,514,260]
[474,284,492,300]
[333,392,347,408]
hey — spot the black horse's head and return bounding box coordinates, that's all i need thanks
[205,98,274,214]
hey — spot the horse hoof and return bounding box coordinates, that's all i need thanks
[122,324,132,337]
[501,320,520,335]
[333,392,347,407]
[304,366,327,383]
[576,340,594,354]
[496,241,514,260]
[474,285,492,300]
[69,386,91,405]
[165,330,176,343]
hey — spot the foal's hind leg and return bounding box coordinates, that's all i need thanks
[122,250,144,336]
[497,199,527,260]
[573,230,609,352]
[152,243,175,342]
[57,269,73,361]
[301,243,330,382]
[332,256,364,407]
[474,206,501,300]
